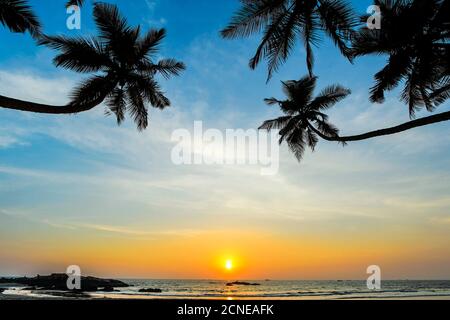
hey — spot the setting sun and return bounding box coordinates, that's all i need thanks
[225,260,233,271]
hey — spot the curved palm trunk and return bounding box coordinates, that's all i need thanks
[0,95,100,114]
[309,110,450,142]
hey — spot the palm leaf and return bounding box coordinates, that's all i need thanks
[309,85,351,111]
[38,35,110,73]
[259,115,292,130]
[0,0,41,37]
[127,85,148,130]
[105,87,126,125]
[220,0,286,39]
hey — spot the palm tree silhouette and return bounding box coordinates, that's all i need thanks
[260,75,450,160]
[221,0,357,80]
[259,76,350,160]
[352,0,449,117]
[0,0,41,37]
[0,3,185,130]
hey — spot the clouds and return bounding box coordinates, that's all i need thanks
[144,0,167,26]
[1,57,449,232]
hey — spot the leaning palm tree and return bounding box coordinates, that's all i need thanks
[261,76,450,158]
[0,3,185,130]
[221,0,357,80]
[259,76,350,160]
[0,0,41,37]
[351,0,450,117]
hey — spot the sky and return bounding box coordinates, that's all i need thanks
[0,0,449,280]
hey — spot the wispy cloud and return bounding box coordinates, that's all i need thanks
[144,0,167,26]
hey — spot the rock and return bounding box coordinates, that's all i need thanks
[0,288,5,293]
[0,274,129,292]
[226,281,260,286]
[138,288,162,293]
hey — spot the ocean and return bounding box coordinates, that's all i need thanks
[2,279,450,299]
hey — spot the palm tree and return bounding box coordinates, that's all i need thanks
[0,3,185,130]
[221,0,357,80]
[351,0,450,117]
[259,76,350,160]
[0,0,41,37]
[261,77,450,158]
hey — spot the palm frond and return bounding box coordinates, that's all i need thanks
[369,49,412,103]
[281,76,317,106]
[0,0,41,37]
[286,129,306,161]
[105,87,126,125]
[220,0,286,39]
[136,28,166,59]
[39,35,110,73]
[140,58,186,79]
[70,75,116,108]
[317,0,357,59]
[126,85,148,130]
[309,85,351,111]
[259,115,292,130]
[248,8,290,72]
[315,119,340,138]
[305,128,319,151]
[301,10,320,77]
[279,116,302,143]
[264,97,283,105]
[128,73,170,109]
[429,81,450,106]
[263,5,306,80]
[93,2,129,40]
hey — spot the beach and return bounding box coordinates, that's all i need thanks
[2,279,450,300]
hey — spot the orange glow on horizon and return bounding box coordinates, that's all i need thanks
[2,226,450,280]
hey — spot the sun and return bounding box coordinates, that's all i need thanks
[225,259,233,271]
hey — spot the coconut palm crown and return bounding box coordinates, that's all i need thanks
[221,0,357,80]
[259,75,351,161]
[351,0,450,117]
[38,2,185,130]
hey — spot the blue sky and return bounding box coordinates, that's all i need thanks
[0,0,449,279]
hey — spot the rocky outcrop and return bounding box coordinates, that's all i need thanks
[0,274,129,292]
[138,288,162,293]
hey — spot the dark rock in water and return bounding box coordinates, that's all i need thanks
[226,281,260,286]
[0,274,129,292]
[138,288,162,293]
[0,288,5,293]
